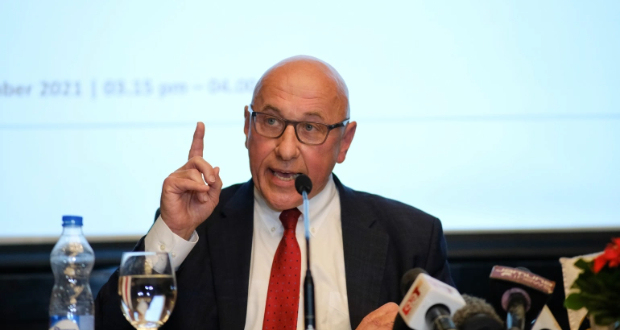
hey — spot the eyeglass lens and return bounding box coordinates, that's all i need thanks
[254,113,329,145]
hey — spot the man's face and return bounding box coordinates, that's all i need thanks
[243,62,356,211]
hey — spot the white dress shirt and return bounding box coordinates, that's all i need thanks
[145,175,352,330]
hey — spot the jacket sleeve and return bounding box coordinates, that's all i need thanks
[424,218,455,287]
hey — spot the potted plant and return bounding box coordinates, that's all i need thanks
[564,237,620,329]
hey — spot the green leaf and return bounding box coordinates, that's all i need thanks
[580,292,614,304]
[575,259,592,270]
[575,277,600,294]
[565,293,585,310]
[594,314,619,327]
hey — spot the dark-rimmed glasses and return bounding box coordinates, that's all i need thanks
[248,106,349,145]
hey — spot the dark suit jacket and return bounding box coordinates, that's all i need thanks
[95,175,453,330]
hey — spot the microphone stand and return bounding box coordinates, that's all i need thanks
[302,190,316,330]
[296,175,316,330]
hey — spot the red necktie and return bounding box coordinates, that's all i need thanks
[262,208,302,330]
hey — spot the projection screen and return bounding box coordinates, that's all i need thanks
[1,1,619,242]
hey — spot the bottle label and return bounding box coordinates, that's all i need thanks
[49,315,94,330]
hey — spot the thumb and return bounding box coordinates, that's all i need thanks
[210,167,223,192]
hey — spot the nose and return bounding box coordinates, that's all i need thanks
[274,124,300,161]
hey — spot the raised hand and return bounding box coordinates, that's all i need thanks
[356,303,399,330]
[159,122,223,240]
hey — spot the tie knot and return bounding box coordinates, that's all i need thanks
[279,208,301,230]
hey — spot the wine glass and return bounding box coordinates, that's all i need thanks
[118,252,177,330]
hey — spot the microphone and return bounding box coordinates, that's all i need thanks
[488,266,555,330]
[452,295,504,330]
[295,174,312,196]
[396,268,466,330]
[393,269,427,330]
[295,174,315,330]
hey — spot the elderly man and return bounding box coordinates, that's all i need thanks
[95,56,453,330]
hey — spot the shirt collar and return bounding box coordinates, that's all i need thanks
[253,174,337,237]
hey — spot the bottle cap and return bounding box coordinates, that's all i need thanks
[62,215,83,226]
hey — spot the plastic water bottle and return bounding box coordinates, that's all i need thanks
[49,215,95,330]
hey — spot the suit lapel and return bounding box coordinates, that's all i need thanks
[209,180,254,330]
[335,175,390,328]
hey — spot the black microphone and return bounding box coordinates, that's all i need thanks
[401,268,426,296]
[489,266,555,330]
[395,268,465,330]
[295,174,312,195]
[295,174,315,330]
[452,295,504,330]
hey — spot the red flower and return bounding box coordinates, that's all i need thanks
[593,237,620,273]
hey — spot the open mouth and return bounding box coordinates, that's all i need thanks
[270,169,301,181]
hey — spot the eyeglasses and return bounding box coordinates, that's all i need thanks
[248,106,349,145]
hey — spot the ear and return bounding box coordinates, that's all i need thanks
[336,121,357,163]
[244,105,250,149]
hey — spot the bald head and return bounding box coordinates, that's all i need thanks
[252,56,350,117]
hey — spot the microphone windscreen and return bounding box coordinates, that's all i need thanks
[453,294,504,329]
[295,174,312,195]
[400,268,427,296]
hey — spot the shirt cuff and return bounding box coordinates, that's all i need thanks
[145,215,199,270]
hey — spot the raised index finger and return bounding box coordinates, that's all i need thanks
[188,122,205,160]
